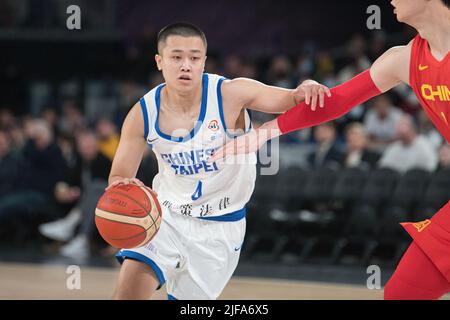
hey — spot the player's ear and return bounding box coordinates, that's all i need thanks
[155,54,162,71]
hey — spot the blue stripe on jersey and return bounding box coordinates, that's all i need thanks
[246,109,253,132]
[140,97,150,140]
[199,207,246,222]
[115,250,166,290]
[216,77,234,139]
[154,74,209,143]
[217,77,253,137]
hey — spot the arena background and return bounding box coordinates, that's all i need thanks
[0,0,449,299]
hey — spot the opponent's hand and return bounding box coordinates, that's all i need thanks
[209,119,281,162]
[209,130,264,162]
[106,177,145,190]
[293,79,332,111]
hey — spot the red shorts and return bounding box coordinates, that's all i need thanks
[401,200,450,282]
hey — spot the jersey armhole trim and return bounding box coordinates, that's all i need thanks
[216,77,232,138]
[140,97,150,141]
[217,77,252,138]
[409,35,420,91]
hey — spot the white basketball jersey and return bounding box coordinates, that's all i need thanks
[139,73,257,220]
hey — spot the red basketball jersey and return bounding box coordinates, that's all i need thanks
[410,34,450,142]
[404,35,450,282]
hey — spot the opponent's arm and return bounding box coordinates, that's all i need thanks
[107,103,147,189]
[210,44,411,161]
[276,44,411,134]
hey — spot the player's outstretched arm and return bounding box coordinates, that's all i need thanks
[222,77,331,115]
[210,44,411,161]
[107,103,148,189]
[210,70,382,161]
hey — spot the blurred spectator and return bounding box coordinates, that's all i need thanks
[364,94,404,152]
[378,115,438,173]
[96,118,120,161]
[224,54,244,79]
[0,119,66,227]
[41,106,59,135]
[20,119,66,194]
[437,144,450,171]
[418,109,443,151]
[344,123,380,170]
[337,35,371,83]
[205,55,221,75]
[368,31,388,62]
[8,122,26,154]
[58,100,85,134]
[315,51,335,80]
[307,122,344,170]
[57,132,77,168]
[240,59,258,79]
[0,108,15,130]
[39,130,111,260]
[295,54,315,80]
[0,130,23,197]
[266,55,294,88]
[318,72,338,90]
[392,82,422,114]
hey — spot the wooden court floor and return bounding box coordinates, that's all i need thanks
[0,262,448,300]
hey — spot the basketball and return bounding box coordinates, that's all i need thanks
[95,184,162,249]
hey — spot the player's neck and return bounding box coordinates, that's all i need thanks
[415,7,450,58]
[162,84,203,115]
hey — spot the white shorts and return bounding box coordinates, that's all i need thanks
[116,206,246,300]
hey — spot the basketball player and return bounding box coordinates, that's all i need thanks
[108,22,329,300]
[211,0,450,300]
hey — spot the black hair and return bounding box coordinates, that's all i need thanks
[157,22,207,54]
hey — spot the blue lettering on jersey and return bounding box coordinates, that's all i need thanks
[161,148,219,176]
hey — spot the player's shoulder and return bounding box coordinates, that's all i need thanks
[384,42,412,59]
[390,37,419,61]
[120,101,145,138]
[220,76,259,96]
[374,41,412,77]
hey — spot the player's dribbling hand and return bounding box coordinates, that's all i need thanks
[106,177,146,190]
[294,79,332,111]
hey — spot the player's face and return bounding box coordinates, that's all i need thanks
[347,128,367,150]
[395,117,415,140]
[314,125,335,143]
[77,134,98,161]
[391,0,429,23]
[156,36,206,93]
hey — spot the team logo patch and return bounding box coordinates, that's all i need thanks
[208,120,220,132]
[413,219,431,233]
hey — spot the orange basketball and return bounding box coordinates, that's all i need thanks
[95,184,162,249]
